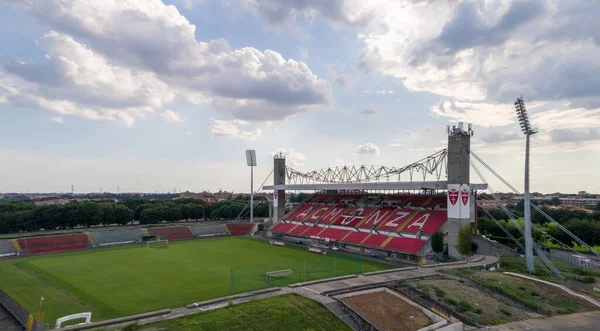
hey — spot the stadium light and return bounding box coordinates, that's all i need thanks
[514,96,537,273]
[246,150,256,223]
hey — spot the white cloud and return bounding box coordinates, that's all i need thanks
[50,116,64,123]
[430,100,517,127]
[271,148,307,168]
[1,31,172,126]
[360,108,380,115]
[388,143,402,147]
[160,110,183,123]
[184,131,192,138]
[356,143,380,154]
[211,119,262,140]
[236,0,378,28]
[3,0,332,123]
[361,90,394,94]
[324,64,353,88]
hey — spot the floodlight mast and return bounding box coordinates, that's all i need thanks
[246,150,257,223]
[515,96,538,273]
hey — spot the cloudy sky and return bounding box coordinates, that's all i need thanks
[0,0,598,194]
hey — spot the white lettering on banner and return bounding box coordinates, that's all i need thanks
[406,213,430,230]
[366,210,392,226]
[297,207,314,219]
[323,207,344,222]
[310,207,329,220]
[384,211,410,228]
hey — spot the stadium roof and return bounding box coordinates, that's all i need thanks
[263,181,488,191]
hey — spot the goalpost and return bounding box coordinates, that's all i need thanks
[147,240,168,248]
[266,269,293,282]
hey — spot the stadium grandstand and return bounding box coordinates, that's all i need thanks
[266,123,487,260]
[192,224,229,238]
[0,239,16,258]
[225,223,254,236]
[15,233,89,255]
[90,229,145,247]
[271,193,442,260]
[146,226,195,241]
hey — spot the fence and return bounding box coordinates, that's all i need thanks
[229,255,364,295]
[0,288,52,331]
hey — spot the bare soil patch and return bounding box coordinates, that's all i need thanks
[343,291,431,331]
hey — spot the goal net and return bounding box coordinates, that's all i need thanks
[147,240,168,248]
[266,269,293,282]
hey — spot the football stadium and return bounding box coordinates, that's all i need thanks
[2,123,600,331]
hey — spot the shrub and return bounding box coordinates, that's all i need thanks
[474,307,482,314]
[457,300,474,311]
[445,298,458,306]
[434,287,446,298]
[500,307,512,316]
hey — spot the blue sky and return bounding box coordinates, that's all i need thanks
[0,0,599,194]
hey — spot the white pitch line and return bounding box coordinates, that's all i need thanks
[301,286,321,295]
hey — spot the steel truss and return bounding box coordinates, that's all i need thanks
[284,149,447,184]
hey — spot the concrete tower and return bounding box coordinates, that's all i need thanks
[273,154,286,222]
[445,123,474,258]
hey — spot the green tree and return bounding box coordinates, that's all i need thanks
[455,224,473,256]
[431,231,444,253]
[595,202,600,211]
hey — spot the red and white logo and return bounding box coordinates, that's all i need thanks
[461,188,469,205]
[448,189,459,205]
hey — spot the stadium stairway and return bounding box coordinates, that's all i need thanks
[0,239,17,257]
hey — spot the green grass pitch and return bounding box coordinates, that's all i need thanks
[0,237,391,322]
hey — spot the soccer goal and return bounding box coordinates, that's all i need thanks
[147,240,168,248]
[266,269,293,282]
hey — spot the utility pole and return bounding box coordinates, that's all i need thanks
[246,150,257,223]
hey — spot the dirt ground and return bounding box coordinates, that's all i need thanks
[343,291,431,331]
[410,277,531,325]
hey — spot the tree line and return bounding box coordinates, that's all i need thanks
[0,197,271,234]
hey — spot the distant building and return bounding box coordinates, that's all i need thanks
[579,191,587,197]
[179,191,216,204]
[34,198,71,206]
[478,200,498,209]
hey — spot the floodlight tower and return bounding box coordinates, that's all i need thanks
[515,96,538,273]
[246,150,257,223]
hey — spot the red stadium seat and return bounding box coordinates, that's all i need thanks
[361,233,389,248]
[271,222,296,233]
[303,225,326,237]
[382,237,426,254]
[289,224,310,235]
[306,206,334,223]
[17,234,89,255]
[399,210,447,236]
[342,231,370,245]
[332,207,374,227]
[358,207,396,229]
[225,224,253,236]
[319,205,348,224]
[318,228,352,241]
[375,208,415,232]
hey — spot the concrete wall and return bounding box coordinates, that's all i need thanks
[472,235,519,257]
[274,156,286,222]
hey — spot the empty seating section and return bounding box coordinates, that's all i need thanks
[383,237,426,254]
[226,223,253,236]
[147,227,194,241]
[319,205,348,224]
[342,231,370,245]
[317,228,351,241]
[91,229,143,246]
[274,192,450,255]
[399,210,446,236]
[192,224,228,237]
[17,234,89,255]
[0,240,16,256]
[356,207,394,229]
[361,233,389,247]
[289,224,310,235]
[332,207,374,227]
[302,225,325,237]
[271,222,296,234]
[375,208,414,232]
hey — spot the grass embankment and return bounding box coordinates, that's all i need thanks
[0,237,390,322]
[446,268,597,315]
[116,294,351,331]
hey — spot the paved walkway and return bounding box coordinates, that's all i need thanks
[479,311,600,331]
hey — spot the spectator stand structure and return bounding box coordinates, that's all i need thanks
[265,123,486,261]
